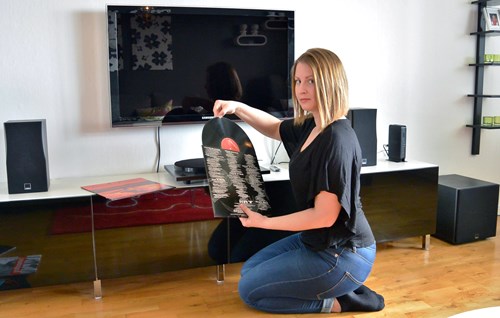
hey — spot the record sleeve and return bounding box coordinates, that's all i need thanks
[202,117,271,218]
[82,178,172,201]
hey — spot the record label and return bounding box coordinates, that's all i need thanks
[221,137,240,152]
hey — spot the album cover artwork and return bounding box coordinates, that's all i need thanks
[202,117,271,218]
[0,255,41,277]
[82,178,172,201]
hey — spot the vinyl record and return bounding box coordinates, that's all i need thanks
[202,117,255,156]
[201,117,271,218]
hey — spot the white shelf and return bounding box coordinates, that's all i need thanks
[361,160,438,175]
[0,160,437,203]
[0,172,178,203]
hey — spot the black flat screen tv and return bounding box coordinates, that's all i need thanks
[107,5,294,127]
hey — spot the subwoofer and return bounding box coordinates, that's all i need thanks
[4,119,50,194]
[435,174,499,244]
[347,108,377,166]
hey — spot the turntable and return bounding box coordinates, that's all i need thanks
[165,157,270,184]
[164,158,207,184]
[174,158,206,174]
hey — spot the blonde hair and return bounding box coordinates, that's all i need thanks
[291,48,349,131]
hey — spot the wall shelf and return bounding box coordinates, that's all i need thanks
[468,0,500,154]
[468,62,500,66]
[466,124,500,129]
[468,94,500,98]
[470,30,500,36]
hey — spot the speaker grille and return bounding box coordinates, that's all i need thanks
[4,120,50,194]
[347,108,377,166]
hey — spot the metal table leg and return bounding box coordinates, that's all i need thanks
[422,234,430,250]
[90,195,102,299]
[216,264,225,283]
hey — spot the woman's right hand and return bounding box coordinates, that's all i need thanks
[213,100,241,117]
[213,99,282,141]
[238,204,268,229]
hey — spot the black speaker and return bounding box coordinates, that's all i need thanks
[435,174,499,244]
[4,119,50,194]
[347,108,377,166]
[388,124,406,162]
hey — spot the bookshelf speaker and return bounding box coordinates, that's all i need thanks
[347,108,377,166]
[388,124,406,162]
[4,119,50,194]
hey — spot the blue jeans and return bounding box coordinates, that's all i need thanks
[238,233,376,314]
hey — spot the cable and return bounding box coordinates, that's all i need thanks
[270,141,282,165]
[382,144,389,157]
[156,126,161,172]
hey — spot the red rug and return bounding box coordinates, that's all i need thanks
[50,188,215,235]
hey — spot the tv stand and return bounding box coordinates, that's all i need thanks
[0,159,438,291]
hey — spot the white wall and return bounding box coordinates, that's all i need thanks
[1,0,499,197]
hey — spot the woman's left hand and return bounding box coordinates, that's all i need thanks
[239,204,267,228]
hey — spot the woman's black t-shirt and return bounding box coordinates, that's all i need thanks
[279,117,375,251]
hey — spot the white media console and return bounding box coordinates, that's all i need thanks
[0,159,438,298]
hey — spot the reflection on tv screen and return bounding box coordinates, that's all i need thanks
[107,6,295,127]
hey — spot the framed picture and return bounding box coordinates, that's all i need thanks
[483,7,500,31]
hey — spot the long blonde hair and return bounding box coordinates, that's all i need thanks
[291,48,349,131]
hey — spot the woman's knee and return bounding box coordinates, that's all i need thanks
[237,277,253,306]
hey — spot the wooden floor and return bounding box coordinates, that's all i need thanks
[1,217,499,318]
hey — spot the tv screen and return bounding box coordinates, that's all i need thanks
[107,5,295,127]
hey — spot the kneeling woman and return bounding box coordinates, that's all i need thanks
[213,48,384,314]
